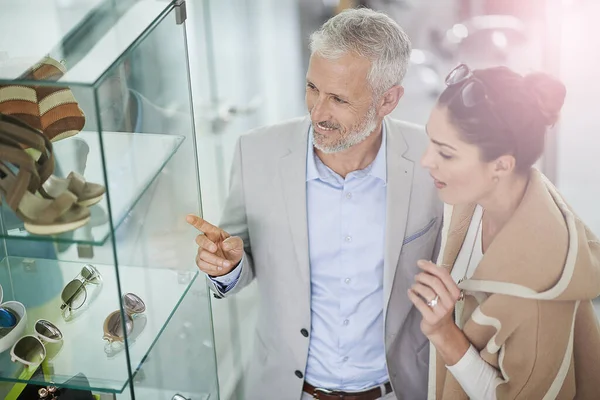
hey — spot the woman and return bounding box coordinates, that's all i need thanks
[408,63,600,399]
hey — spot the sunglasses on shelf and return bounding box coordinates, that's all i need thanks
[103,293,146,344]
[60,264,102,316]
[10,319,63,367]
[0,306,18,330]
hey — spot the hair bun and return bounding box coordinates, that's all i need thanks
[523,72,566,126]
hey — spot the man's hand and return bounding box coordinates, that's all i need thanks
[186,214,244,277]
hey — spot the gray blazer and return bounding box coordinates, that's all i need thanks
[209,116,443,400]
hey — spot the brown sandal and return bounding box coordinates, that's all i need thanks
[0,84,40,131]
[0,113,105,206]
[0,145,90,235]
[0,56,85,142]
[42,172,105,207]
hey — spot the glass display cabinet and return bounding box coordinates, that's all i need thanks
[0,0,219,399]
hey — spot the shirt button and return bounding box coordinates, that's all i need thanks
[343,356,349,362]
[345,192,352,199]
[345,236,352,242]
[344,278,351,284]
[301,329,309,337]
[295,370,304,379]
[343,319,349,326]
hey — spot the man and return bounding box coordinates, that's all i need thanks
[187,8,442,400]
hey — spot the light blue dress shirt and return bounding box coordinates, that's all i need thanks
[212,127,389,390]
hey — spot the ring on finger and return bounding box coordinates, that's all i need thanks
[427,295,439,308]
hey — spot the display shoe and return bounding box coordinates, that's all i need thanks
[0,83,41,131]
[42,171,105,207]
[0,113,105,207]
[0,56,85,143]
[0,145,90,235]
[22,56,86,142]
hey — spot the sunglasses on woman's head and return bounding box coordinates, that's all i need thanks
[444,64,513,134]
[445,64,492,108]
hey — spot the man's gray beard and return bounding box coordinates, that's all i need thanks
[312,105,378,154]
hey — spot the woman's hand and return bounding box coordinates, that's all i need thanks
[407,259,461,339]
[407,259,472,366]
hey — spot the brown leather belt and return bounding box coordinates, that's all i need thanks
[303,381,393,400]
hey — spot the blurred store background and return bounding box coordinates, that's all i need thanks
[1,1,597,398]
[185,1,599,398]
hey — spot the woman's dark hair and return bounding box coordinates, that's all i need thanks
[438,66,566,172]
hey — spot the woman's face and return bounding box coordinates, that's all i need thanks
[421,106,499,205]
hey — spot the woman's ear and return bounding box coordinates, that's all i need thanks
[494,155,516,177]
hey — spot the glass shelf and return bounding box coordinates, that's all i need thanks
[0,0,172,86]
[0,131,184,246]
[0,257,211,393]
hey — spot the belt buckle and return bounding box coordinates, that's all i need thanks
[313,387,333,399]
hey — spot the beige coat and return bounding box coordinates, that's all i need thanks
[429,169,600,399]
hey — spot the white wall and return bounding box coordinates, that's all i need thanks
[554,0,600,237]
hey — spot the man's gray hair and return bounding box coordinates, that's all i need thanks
[309,8,411,97]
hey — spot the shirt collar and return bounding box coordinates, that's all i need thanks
[306,122,387,184]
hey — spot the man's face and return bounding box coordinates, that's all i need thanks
[305,53,380,153]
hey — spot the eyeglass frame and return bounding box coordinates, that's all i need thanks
[60,264,102,315]
[103,310,133,344]
[0,306,18,329]
[103,293,146,344]
[444,63,516,137]
[10,319,63,367]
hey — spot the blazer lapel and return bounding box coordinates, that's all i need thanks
[384,120,414,315]
[277,117,416,306]
[279,121,311,286]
